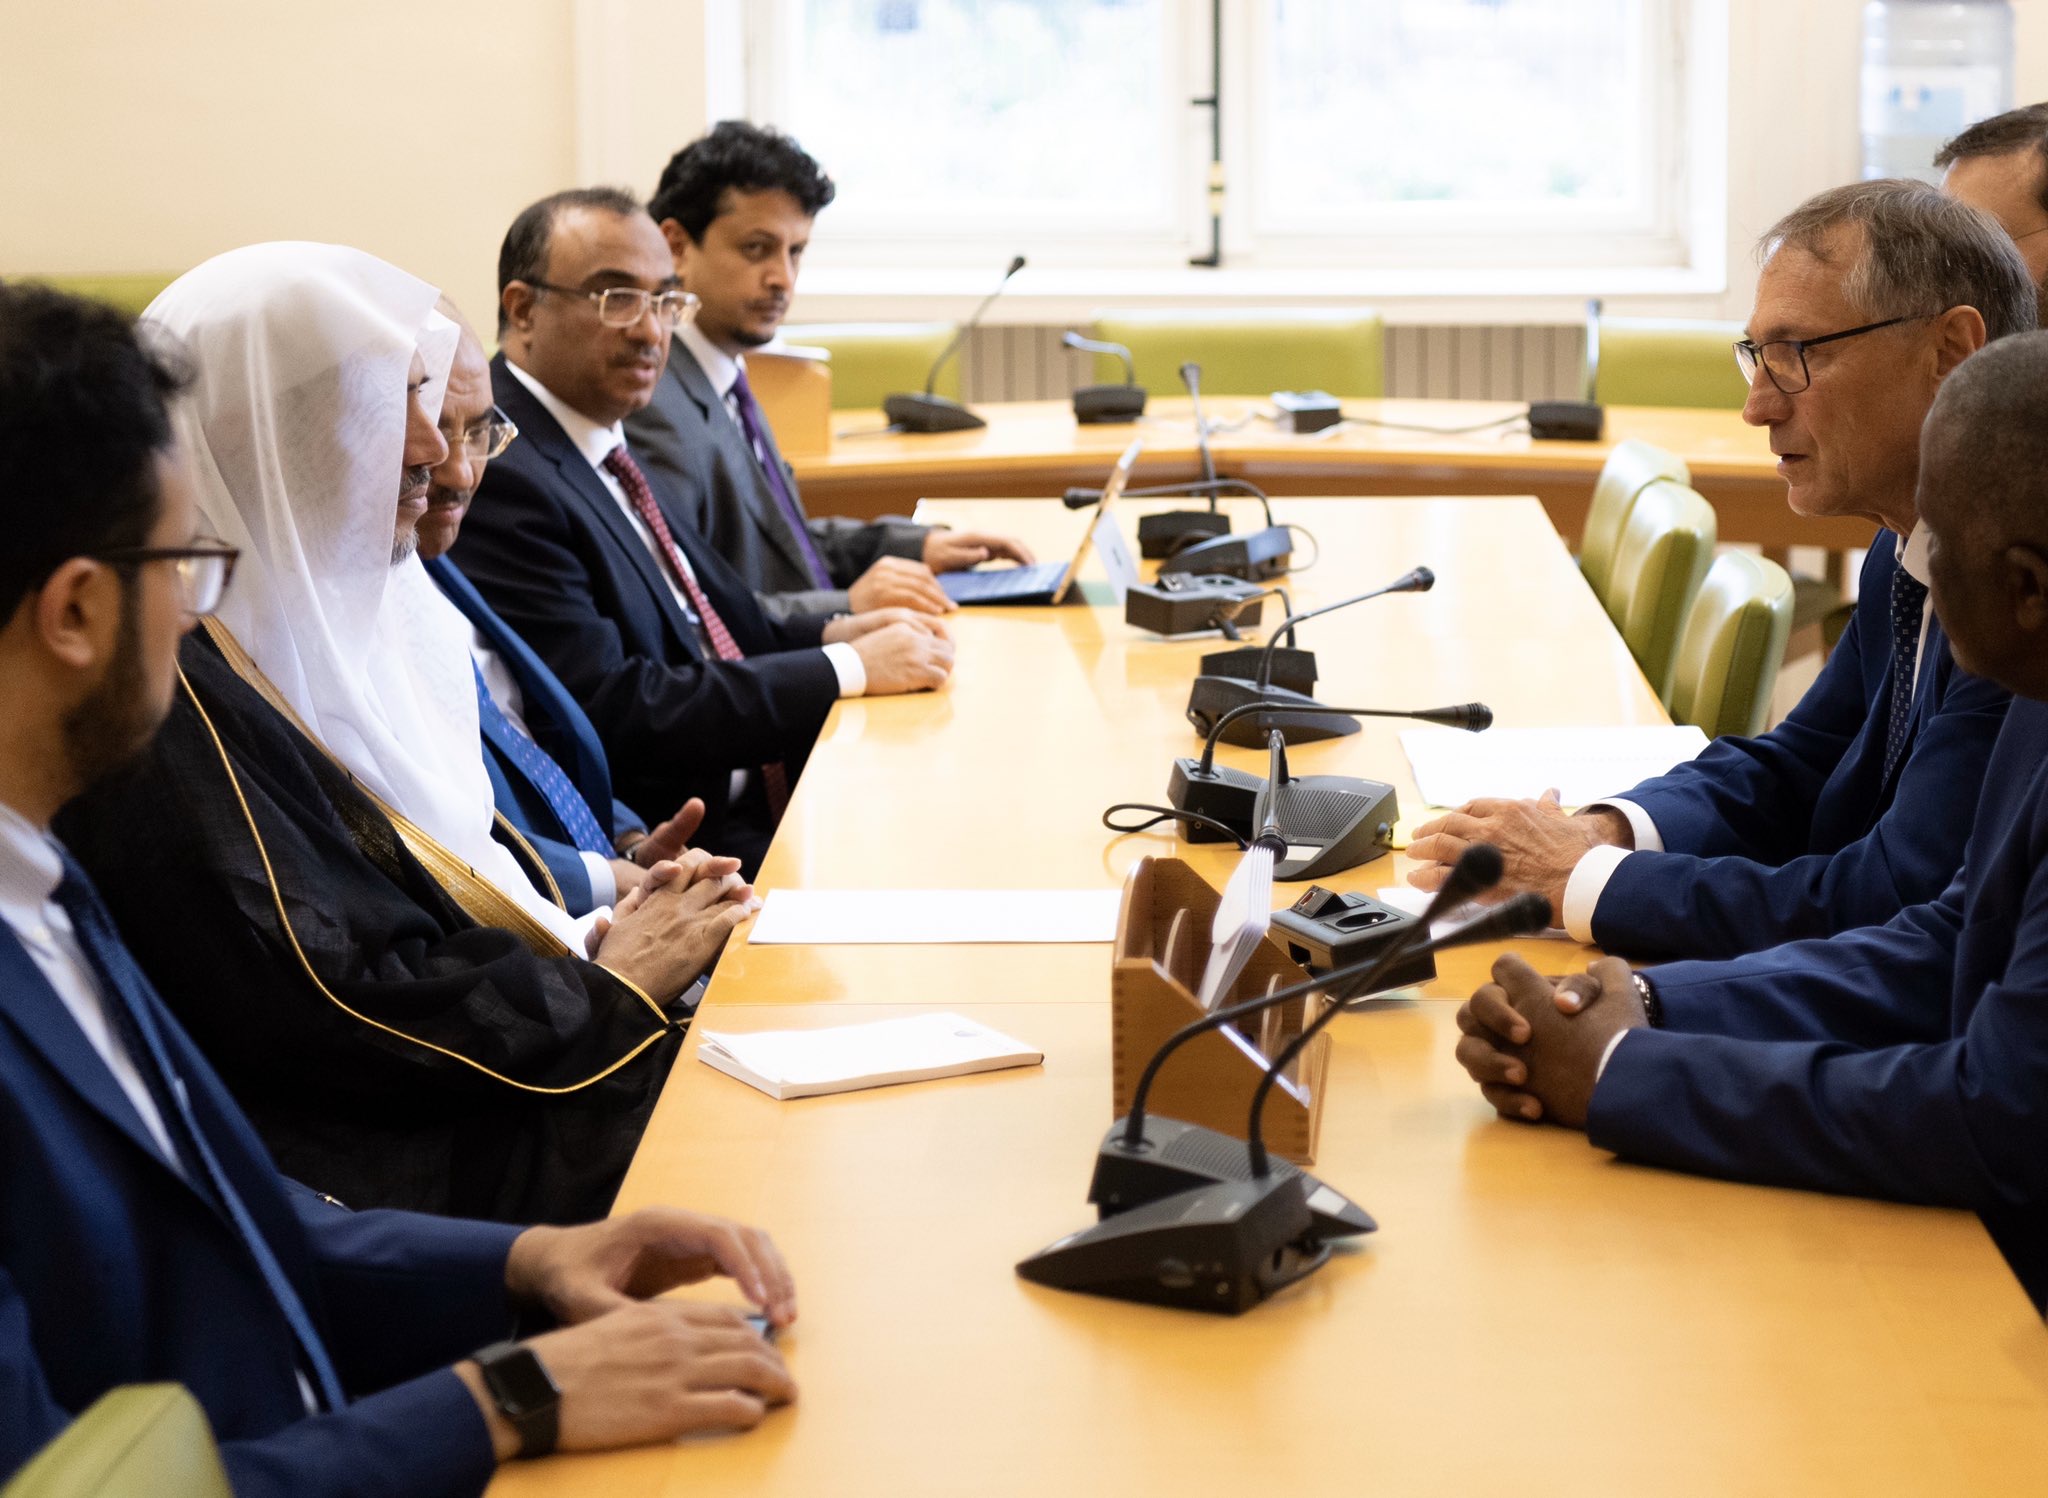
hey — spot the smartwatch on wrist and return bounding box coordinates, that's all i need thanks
[472,1340,560,1458]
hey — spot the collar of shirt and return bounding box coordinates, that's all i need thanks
[504,359,629,475]
[1897,521,1931,588]
[675,321,743,402]
[0,799,66,949]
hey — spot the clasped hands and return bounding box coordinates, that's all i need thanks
[1453,954,1648,1129]
[457,1208,799,1459]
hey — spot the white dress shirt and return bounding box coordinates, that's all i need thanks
[503,360,863,699]
[0,801,180,1169]
[467,625,614,908]
[1562,526,1932,944]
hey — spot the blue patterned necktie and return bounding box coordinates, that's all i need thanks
[471,661,613,856]
[730,366,834,591]
[52,859,350,1412]
[1882,564,1929,786]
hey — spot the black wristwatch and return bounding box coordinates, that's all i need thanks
[1630,970,1664,1029]
[472,1340,561,1458]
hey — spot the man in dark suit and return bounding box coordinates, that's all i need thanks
[1452,330,2048,1311]
[453,188,955,871]
[0,283,794,1496]
[1407,179,2033,961]
[627,121,1033,620]
[418,308,704,915]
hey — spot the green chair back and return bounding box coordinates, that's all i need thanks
[1605,478,1718,702]
[3,1386,229,1498]
[1667,551,1795,739]
[17,274,181,318]
[779,322,959,409]
[1580,439,1692,607]
[1590,315,1747,410]
[1088,307,1384,399]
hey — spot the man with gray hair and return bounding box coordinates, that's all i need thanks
[1448,330,2048,1311]
[1408,178,2030,962]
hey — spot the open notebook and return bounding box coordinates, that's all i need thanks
[697,1012,1044,1100]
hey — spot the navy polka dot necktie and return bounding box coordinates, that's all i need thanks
[1882,565,1928,786]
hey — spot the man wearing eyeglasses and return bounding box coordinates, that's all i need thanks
[1408,179,2030,963]
[454,188,955,873]
[1936,102,2048,323]
[419,304,716,917]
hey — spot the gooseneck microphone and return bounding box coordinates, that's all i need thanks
[1247,889,1552,1177]
[881,254,1025,433]
[1155,359,1295,581]
[1183,361,1219,487]
[1255,567,1434,689]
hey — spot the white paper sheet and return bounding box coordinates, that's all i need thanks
[747,888,1123,945]
[1399,725,1710,809]
[698,1012,1044,1099]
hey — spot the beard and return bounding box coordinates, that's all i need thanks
[391,529,419,566]
[60,590,166,791]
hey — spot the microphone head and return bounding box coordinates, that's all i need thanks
[1441,890,1554,946]
[1062,487,1104,510]
[1461,702,1493,732]
[1410,702,1493,731]
[1007,254,1027,276]
[1180,361,1202,393]
[1408,566,1436,592]
[1420,842,1505,925]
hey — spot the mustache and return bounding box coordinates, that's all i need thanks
[400,465,432,500]
[426,483,472,509]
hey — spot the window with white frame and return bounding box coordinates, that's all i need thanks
[745,0,1722,284]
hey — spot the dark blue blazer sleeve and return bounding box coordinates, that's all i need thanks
[0,1261,498,1498]
[1590,658,2009,958]
[455,451,840,783]
[1614,555,1880,863]
[1587,873,2048,1212]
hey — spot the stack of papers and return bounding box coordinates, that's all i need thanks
[1399,725,1710,809]
[698,1012,1044,1100]
[747,889,1122,945]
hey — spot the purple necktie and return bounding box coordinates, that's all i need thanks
[730,366,833,591]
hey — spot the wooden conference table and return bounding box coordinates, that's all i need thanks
[493,497,2047,1498]
[790,396,1880,554]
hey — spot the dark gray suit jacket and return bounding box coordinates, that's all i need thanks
[625,337,927,620]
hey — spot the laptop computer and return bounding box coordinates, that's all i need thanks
[941,439,1142,606]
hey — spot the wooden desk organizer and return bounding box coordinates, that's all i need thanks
[1111,856,1331,1165]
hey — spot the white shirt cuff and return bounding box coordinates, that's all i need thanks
[579,850,617,909]
[1594,1026,1633,1082]
[1562,844,1633,944]
[823,641,866,698]
[1586,797,1663,854]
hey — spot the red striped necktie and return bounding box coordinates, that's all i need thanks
[602,444,790,816]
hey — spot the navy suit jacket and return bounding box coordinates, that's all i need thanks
[451,358,839,867]
[1590,695,2048,1309]
[1592,540,2010,959]
[425,555,641,914]
[0,891,522,1497]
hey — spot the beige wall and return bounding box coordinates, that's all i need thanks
[4,0,2047,326]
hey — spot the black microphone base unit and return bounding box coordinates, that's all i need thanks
[1089,1115,1377,1240]
[1072,384,1148,424]
[1261,774,1400,882]
[1137,509,1231,559]
[1166,757,1264,843]
[1528,399,1605,441]
[1271,889,1437,999]
[1198,644,1317,698]
[1016,1174,1331,1315]
[1157,525,1293,582]
[1186,677,1360,747]
[881,392,987,433]
[1125,577,1266,638]
[1273,389,1344,433]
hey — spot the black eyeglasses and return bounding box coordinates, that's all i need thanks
[525,282,698,330]
[456,405,519,462]
[88,541,240,615]
[1733,313,1939,395]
